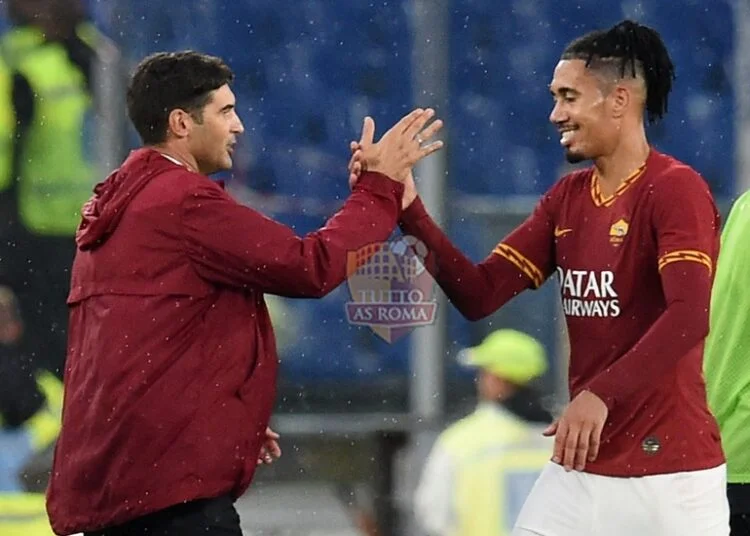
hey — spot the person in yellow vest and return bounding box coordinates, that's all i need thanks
[0,493,54,536]
[414,329,554,536]
[0,3,102,532]
[1,0,104,380]
[0,285,63,535]
[0,57,17,274]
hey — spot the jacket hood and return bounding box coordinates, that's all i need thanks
[76,149,172,251]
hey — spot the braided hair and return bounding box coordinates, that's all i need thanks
[561,20,676,124]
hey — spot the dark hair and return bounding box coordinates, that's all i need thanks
[126,51,235,144]
[561,20,675,124]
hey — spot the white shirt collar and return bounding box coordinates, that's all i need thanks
[159,153,184,167]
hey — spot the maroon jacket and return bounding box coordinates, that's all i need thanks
[47,148,403,535]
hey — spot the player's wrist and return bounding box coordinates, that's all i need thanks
[400,195,427,221]
[583,386,615,411]
[353,171,405,200]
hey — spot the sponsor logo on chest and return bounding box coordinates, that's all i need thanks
[556,267,621,318]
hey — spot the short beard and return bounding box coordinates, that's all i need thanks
[565,149,586,164]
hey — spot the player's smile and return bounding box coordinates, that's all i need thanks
[559,125,579,147]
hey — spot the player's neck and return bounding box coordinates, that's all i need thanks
[149,143,200,174]
[593,130,650,197]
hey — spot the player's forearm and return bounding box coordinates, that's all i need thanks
[399,198,527,320]
[587,262,711,409]
[184,172,403,297]
[279,172,405,297]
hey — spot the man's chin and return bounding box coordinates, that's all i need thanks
[207,157,233,176]
[564,148,586,164]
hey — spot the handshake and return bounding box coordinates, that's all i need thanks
[346,108,444,209]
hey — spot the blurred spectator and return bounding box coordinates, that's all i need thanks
[414,329,553,536]
[0,285,62,535]
[0,2,102,528]
[0,285,45,440]
[0,493,57,535]
[1,0,107,378]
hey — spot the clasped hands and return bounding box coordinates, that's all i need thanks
[346,108,443,209]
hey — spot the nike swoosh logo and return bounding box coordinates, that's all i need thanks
[554,227,573,237]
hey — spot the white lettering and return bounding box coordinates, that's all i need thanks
[358,290,426,303]
[351,307,372,322]
[562,269,575,296]
[572,270,586,296]
[395,307,429,322]
[561,297,621,318]
[557,267,621,318]
[600,270,616,298]
[583,272,601,298]
[407,289,424,303]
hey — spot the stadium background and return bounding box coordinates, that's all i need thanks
[1,0,739,534]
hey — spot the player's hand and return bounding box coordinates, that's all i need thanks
[347,108,443,185]
[257,426,282,466]
[348,149,419,210]
[543,390,608,472]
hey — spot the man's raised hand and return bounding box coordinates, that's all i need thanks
[348,108,443,188]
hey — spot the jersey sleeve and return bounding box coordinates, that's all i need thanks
[494,193,557,289]
[652,168,719,275]
[398,183,560,321]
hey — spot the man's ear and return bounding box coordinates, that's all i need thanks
[167,109,193,139]
[611,85,630,119]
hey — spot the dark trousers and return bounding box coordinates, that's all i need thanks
[730,484,750,536]
[0,229,72,427]
[84,495,242,536]
[0,199,45,426]
[0,343,44,427]
[732,514,750,536]
[13,232,76,379]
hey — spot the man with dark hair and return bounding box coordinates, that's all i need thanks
[351,19,729,536]
[46,51,443,536]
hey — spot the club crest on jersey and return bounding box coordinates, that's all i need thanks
[609,218,629,245]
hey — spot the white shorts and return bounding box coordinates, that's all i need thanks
[512,461,730,536]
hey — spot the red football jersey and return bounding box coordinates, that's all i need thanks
[498,149,724,476]
[400,148,724,477]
